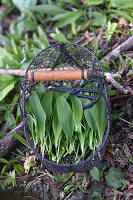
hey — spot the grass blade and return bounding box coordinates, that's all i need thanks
[11,132,30,149]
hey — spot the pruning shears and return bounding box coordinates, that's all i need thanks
[50,79,103,109]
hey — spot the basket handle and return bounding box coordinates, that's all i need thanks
[28,69,89,82]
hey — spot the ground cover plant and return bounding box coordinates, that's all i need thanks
[0,0,133,199]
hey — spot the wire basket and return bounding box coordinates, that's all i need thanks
[19,43,111,173]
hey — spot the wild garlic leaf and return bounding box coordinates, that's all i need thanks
[56,143,66,163]
[83,99,97,132]
[93,96,107,140]
[86,0,103,6]
[56,134,65,163]
[78,132,85,154]
[54,10,83,28]
[88,129,94,150]
[70,95,83,131]
[53,90,70,104]
[62,91,70,99]
[36,82,45,99]
[0,47,20,68]
[29,91,46,145]
[37,26,50,48]
[28,114,37,144]
[56,96,74,144]
[52,107,62,148]
[0,74,16,102]
[41,91,53,121]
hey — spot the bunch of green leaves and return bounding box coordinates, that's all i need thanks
[54,166,129,198]
[0,26,50,128]
[0,25,50,70]
[0,170,17,191]
[0,157,24,176]
[26,82,107,163]
[9,0,82,36]
[9,0,39,34]
[0,74,22,130]
[2,0,133,41]
[30,0,83,36]
[0,90,19,129]
[0,139,32,191]
[0,150,28,191]
[54,166,104,198]
[31,0,133,36]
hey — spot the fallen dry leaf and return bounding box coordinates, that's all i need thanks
[119,17,128,27]
[128,184,133,190]
[105,153,113,161]
[122,144,132,156]
[24,154,38,173]
[85,31,95,45]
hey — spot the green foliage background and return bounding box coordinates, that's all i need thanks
[0,0,132,197]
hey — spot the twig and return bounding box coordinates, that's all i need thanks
[0,102,18,108]
[111,94,130,101]
[0,68,129,94]
[105,73,129,94]
[101,36,133,64]
[10,151,26,161]
[37,169,55,182]
[0,69,26,76]
[64,192,74,200]
[75,36,85,44]
[119,118,131,125]
[0,122,24,157]
[125,86,133,95]
[77,20,93,34]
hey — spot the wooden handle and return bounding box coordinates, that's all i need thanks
[28,70,88,82]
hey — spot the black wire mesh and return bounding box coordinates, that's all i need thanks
[19,43,111,173]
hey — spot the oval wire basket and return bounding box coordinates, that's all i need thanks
[19,43,111,173]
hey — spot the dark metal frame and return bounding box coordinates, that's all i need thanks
[19,43,111,173]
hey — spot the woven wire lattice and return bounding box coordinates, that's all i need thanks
[20,43,111,173]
